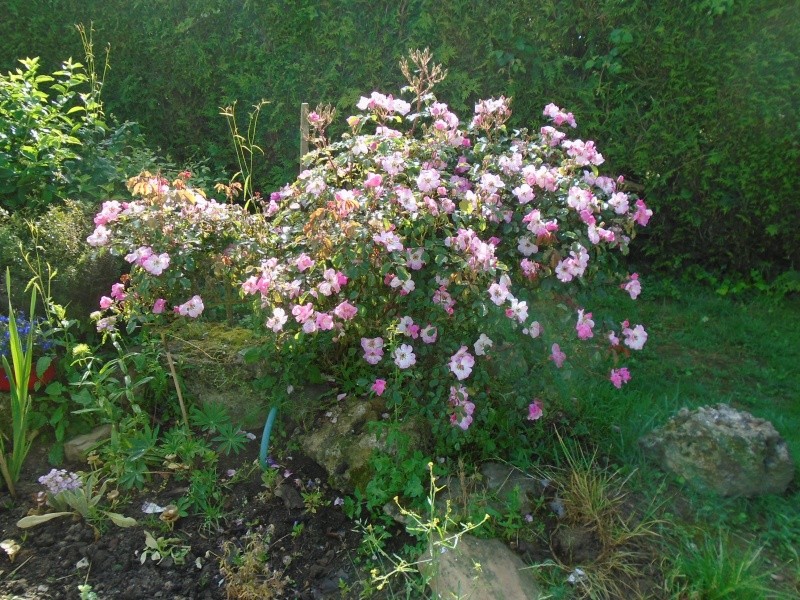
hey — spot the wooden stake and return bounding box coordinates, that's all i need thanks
[300,102,309,163]
[161,333,189,429]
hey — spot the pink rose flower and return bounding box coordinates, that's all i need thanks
[333,301,357,320]
[295,253,315,272]
[610,367,632,388]
[550,343,566,368]
[527,399,544,421]
[371,379,387,396]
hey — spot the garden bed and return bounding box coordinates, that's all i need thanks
[0,435,368,599]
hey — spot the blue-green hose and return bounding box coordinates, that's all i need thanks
[259,405,278,469]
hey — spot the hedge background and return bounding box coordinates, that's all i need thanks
[0,0,798,278]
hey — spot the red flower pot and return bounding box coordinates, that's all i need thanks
[0,363,57,392]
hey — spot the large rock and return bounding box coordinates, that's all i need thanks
[163,322,268,429]
[299,396,428,492]
[639,404,794,497]
[419,534,541,599]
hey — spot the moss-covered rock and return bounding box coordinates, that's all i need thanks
[162,321,268,429]
[299,395,429,493]
[639,403,794,497]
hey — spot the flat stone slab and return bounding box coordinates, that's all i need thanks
[419,533,541,599]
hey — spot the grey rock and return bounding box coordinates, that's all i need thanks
[481,462,544,514]
[275,480,305,511]
[300,396,428,492]
[64,424,112,463]
[639,404,794,497]
[419,533,541,599]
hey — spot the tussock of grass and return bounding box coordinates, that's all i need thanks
[538,435,663,599]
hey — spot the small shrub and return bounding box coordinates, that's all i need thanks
[0,57,91,213]
[88,52,652,463]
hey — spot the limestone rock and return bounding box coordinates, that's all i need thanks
[639,404,794,497]
[419,534,541,599]
[163,323,268,429]
[299,396,428,492]
[64,425,112,463]
[481,462,545,514]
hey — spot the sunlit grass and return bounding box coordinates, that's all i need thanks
[557,278,800,597]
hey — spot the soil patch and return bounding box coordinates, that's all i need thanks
[0,435,371,599]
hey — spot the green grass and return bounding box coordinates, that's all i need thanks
[665,528,778,600]
[570,278,800,450]
[558,278,800,598]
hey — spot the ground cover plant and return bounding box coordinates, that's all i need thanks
[0,48,797,600]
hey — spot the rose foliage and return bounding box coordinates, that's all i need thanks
[88,79,651,456]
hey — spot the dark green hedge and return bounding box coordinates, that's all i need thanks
[0,0,797,277]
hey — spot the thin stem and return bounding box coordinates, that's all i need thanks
[161,333,189,429]
[0,454,16,497]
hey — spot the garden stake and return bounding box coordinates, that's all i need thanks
[161,333,189,429]
[259,405,278,469]
[300,102,309,162]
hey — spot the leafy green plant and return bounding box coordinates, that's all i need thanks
[70,331,155,424]
[16,471,136,529]
[92,414,161,490]
[77,584,99,600]
[367,441,432,512]
[261,465,279,490]
[0,57,90,213]
[9,255,101,464]
[190,402,250,456]
[220,99,270,209]
[159,425,216,471]
[291,522,304,539]
[190,402,231,433]
[301,489,329,514]
[212,423,248,456]
[177,466,226,530]
[364,461,489,593]
[0,268,39,496]
[140,530,191,565]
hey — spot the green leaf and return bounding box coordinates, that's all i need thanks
[403,474,424,499]
[35,355,52,377]
[144,530,159,548]
[107,512,137,528]
[45,381,64,395]
[17,512,74,528]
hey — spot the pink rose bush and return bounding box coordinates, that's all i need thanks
[86,173,272,331]
[87,61,650,447]
[235,73,650,440]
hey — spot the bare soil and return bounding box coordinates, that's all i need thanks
[0,437,369,599]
